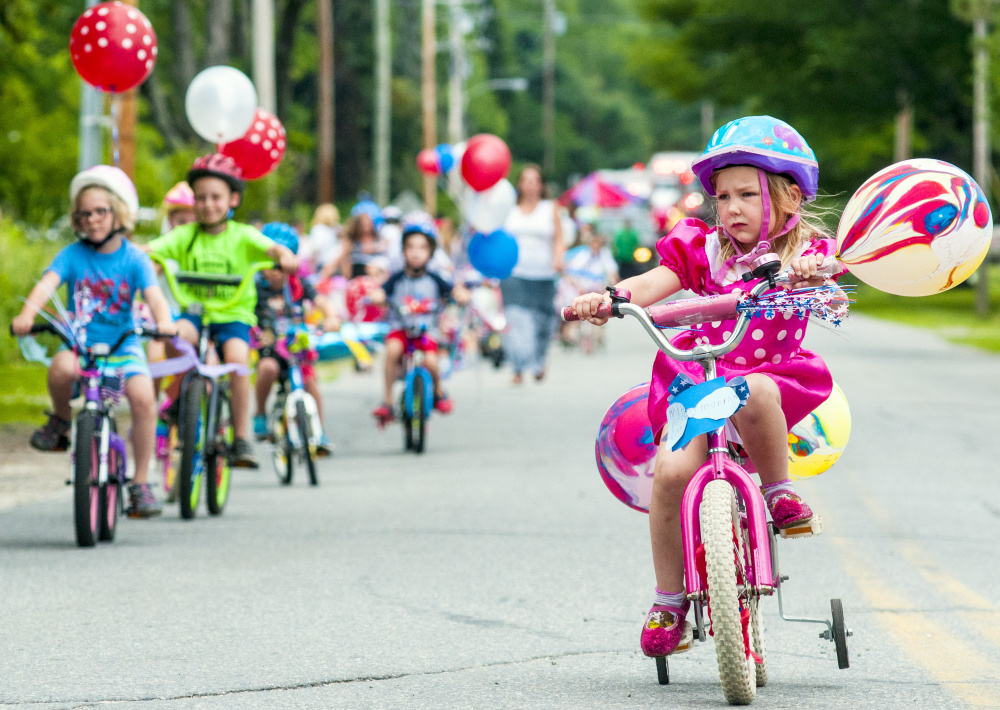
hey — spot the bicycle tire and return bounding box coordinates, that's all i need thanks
[831,598,850,669]
[178,375,205,520]
[73,411,100,548]
[401,388,413,451]
[411,372,427,454]
[270,401,293,485]
[161,424,179,503]
[205,383,233,516]
[98,419,120,542]
[702,479,756,705]
[296,398,317,486]
[733,495,767,687]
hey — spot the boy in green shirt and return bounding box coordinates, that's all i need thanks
[146,154,297,468]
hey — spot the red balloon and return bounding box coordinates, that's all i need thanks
[416,148,441,176]
[219,109,287,180]
[460,134,512,192]
[69,2,157,93]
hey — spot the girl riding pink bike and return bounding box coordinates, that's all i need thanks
[571,116,846,693]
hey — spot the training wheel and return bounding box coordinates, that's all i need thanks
[831,598,850,669]
[655,656,669,685]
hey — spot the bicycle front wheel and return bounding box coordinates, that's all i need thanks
[178,375,205,520]
[73,411,100,547]
[295,398,317,486]
[99,418,121,542]
[270,401,293,485]
[701,479,756,705]
[206,383,233,516]
[410,372,427,454]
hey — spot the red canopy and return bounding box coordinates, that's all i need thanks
[559,173,637,208]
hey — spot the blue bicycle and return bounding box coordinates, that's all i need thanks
[398,328,436,454]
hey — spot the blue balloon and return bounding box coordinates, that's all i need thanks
[468,229,519,280]
[435,143,455,174]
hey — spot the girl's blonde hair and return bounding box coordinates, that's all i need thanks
[312,203,340,228]
[712,169,830,267]
[75,185,135,233]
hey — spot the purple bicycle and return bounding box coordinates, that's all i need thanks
[12,322,165,547]
[564,255,851,703]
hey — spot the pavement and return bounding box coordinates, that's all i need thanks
[1,312,999,709]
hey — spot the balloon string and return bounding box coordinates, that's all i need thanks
[110,94,120,168]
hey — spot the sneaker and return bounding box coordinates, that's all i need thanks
[316,433,334,457]
[640,602,693,657]
[373,403,395,428]
[768,492,814,529]
[29,412,71,452]
[230,437,260,469]
[253,414,269,441]
[127,483,163,519]
[434,393,454,414]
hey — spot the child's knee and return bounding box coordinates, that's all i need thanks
[49,351,78,383]
[126,377,156,416]
[258,357,280,378]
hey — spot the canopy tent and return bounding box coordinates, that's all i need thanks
[559,173,640,208]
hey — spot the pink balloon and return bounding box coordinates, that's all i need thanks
[70,2,157,93]
[460,134,512,192]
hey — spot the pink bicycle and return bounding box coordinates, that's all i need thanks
[564,254,850,704]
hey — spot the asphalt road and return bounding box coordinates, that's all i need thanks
[1,312,999,709]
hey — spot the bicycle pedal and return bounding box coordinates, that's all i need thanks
[778,516,823,539]
[669,622,695,655]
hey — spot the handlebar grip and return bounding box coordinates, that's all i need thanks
[647,292,741,327]
[561,303,613,322]
[9,323,57,336]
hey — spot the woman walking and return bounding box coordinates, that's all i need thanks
[501,164,565,384]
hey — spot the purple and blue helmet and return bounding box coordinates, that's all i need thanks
[692,116,818,201]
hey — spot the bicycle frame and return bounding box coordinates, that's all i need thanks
[275,327,322,450]
[76,361,129,490]
[401,340,435,419]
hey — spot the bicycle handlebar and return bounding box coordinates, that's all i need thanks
[149,253,274,316]
[10,323,170,360]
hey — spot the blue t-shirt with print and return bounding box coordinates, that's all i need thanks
[44,240,158,347]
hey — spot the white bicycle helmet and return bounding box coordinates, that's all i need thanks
[70,165,140,220]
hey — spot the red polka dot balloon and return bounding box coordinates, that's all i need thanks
[219,109,288,180]
[69,2,158,93]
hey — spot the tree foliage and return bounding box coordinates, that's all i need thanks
[629,0,980,195]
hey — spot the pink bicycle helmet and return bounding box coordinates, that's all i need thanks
[163,181,195,211]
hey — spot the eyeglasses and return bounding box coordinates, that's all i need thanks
[73,207,113,221]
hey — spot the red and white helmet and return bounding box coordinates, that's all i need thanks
[69,165,140,221]
[187,153,246,194]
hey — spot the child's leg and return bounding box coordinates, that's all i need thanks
[255,356,281,416]
[303,376,324,423]
[648,434,708,594]
[730,374,788,485]
[383,337,404,404]
[125,374,157,484]
[48,350,79,421]
[220,338,252,440]
[422,350,441,395]
[161,318,200,403]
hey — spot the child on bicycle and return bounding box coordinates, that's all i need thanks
[571,116,839,658]
[144,154,298,469]
[12,166,176,518]
[251,222,340,455]
[371,215,469,424]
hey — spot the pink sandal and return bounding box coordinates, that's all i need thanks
[768,492,814,529]
[640,602,693,657]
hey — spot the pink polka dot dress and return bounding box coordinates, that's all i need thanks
[647,218,836,443]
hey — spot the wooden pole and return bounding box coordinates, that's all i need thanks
[974,11,992,316]
[374,0,392,205]
[317,0,335,202]
[119,0,139,180]
[542,0,555,175]
[421,0,437,213]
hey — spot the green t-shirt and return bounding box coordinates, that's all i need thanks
[613,227,640,262]
[148,221,274,326]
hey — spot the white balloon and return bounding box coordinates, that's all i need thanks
[185,66,258,144]
[464,178,516,233]
[449,141,467,174]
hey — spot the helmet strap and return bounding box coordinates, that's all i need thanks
[718,168,801,279]
[75,213,126,249]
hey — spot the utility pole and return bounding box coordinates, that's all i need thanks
[317,0,335,202]
[78,0,102,172]
[421,0,437,213]
[253,0,276,114]
[447,0,466,145]
[118,0,139,179]
[973,6,993,316]
[374,0,391,205]
[542,0,555,175]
